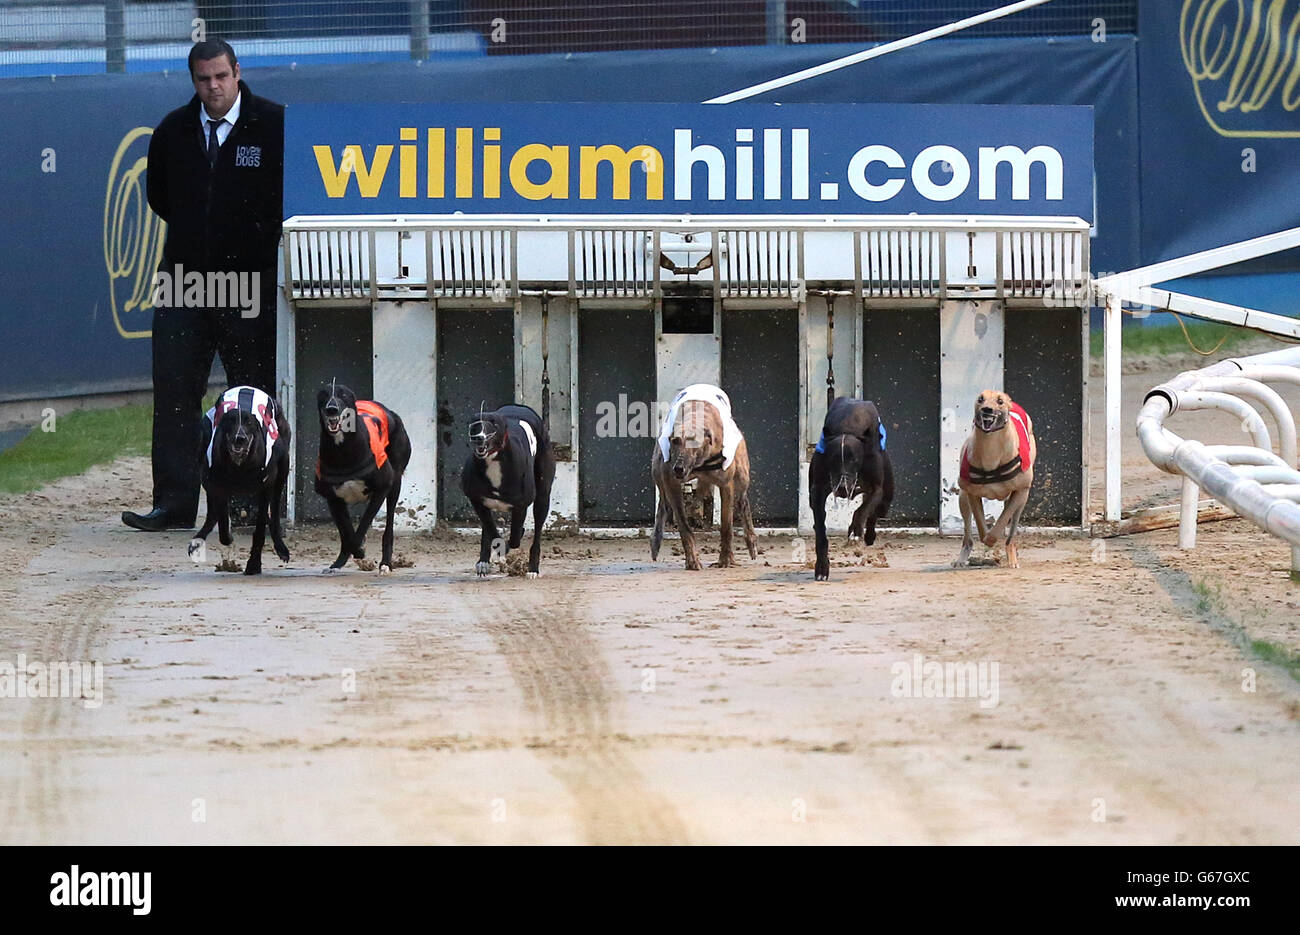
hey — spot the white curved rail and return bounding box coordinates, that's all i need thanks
[1137,347,1300,574]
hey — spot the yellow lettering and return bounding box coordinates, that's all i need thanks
[578,144,664,200]
[483,127,502,198]
[1243,3,1300,112]
[456,128,473,198]
[313,144,393,198]
[428,128,445,198]
[483,145,501,197]
[1220,0,1265,112]
[508,144,570,200]
[399,127,416,198]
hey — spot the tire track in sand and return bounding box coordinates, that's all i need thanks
[0,579,115,844]
[473,586,689,845]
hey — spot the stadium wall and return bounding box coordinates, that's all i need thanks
[4,22,1289,401]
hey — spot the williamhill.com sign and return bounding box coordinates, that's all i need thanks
[285,102,1093,218]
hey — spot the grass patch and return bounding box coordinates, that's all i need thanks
[1248,639,1300,682]
[1191,577,1220,615]
[1190,575,1300,684]
[1089,318,1268,359]
[0,404,152,495]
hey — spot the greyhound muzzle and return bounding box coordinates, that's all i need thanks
[228,423,253,466]
[469,420,498,458]
[672,452,691,479]
[977,407,1008,433]
[833,473,860,500]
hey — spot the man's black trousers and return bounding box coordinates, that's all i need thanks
[150,287,276,523]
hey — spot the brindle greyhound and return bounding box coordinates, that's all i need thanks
[651,385,757,571]
[953,389,1037,569]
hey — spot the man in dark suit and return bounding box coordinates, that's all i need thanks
[123,39,284,530]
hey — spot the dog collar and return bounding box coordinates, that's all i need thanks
[966,455,1023,484]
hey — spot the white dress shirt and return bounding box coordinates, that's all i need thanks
[202,91,241,147]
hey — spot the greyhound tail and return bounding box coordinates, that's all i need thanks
[877,450,895,519]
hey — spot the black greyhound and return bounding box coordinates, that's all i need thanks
[808,397,895,581]
[188,386,292,575]
[461,404,556,578]
[314,381,412,575]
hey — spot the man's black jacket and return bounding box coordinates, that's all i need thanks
[147,80,284,275]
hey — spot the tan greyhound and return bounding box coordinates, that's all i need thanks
[651,384,757,570]
[953,389,1037,569]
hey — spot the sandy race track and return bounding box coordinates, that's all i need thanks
[1,357,1299,845]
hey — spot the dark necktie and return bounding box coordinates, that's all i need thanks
[206,118,223,166]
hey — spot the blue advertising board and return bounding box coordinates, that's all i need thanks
[284,102,1093,219]
[1139,2,1300,265]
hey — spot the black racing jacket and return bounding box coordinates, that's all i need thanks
[146,80,284,274]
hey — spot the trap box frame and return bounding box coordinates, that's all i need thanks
[276,214,1090,535]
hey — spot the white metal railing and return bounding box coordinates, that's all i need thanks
[1137,345,1300,577]
[573,228,655,298]
[1094,225,1300,523]
[282,214,1090,306]
[720,228,801,299]
[861,228,942,299]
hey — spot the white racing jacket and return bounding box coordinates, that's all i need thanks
[203,386,279,469]
[657,383,743,471]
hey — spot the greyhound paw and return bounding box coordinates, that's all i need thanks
[351,546,366,560]
[526,570,539,579]
[378,564,392,576]
[275,545,290,563]
[814,558,830,581]
[982,532,999,548]
[684,558,703,572]
[187,538,204,557]
[475,561,492,577]
[712,556,736,569]
[242,564,262,576]
[322,566,342,575]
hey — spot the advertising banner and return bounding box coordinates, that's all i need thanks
[285,101,1094,219]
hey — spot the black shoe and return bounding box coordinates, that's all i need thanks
[121,507,195,531]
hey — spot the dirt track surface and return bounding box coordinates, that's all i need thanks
[2,360,1299,845]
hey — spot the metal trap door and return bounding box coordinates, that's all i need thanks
[578,307,655,525]
[1005,306,1084,526]
[863,307,940,526]
[722,307,800,525]
[436,308,515,522]
[292,308,374,522]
